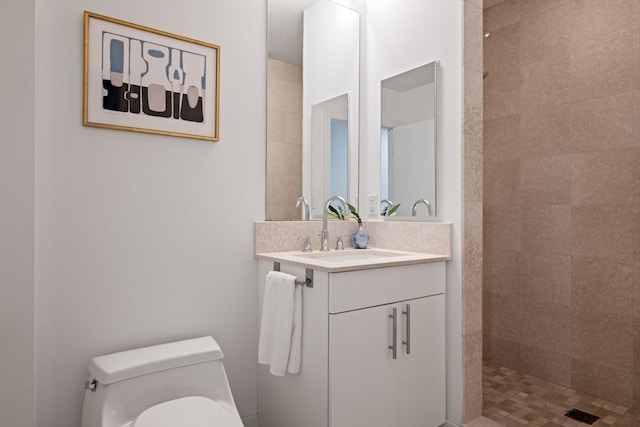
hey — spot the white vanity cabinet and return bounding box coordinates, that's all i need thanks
[257,259,445,427]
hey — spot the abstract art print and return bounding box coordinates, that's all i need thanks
[83,11,220,141]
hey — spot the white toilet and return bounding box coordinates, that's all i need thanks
[81,336,244,427]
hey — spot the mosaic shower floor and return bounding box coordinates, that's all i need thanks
[482,363,640,426]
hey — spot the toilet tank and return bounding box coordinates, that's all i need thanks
[81,336,238,427]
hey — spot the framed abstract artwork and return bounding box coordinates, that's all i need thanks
[83,11,220,141]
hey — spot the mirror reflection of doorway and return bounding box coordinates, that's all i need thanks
[330,119,349,210]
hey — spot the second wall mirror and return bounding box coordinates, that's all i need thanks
[380,60,438,219]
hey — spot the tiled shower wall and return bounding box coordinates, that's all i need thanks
[266,59,303,221]
[483,0,640,410]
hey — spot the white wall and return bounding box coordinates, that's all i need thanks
[0,0,36,426]
[361,1,463,423]
[27,1,265,426]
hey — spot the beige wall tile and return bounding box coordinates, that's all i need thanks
[284,111,302,145]
[520,102,572,157]
[571,206,635,264]
[519,2,572,66]
[519,299,573,354]
[483,114,521,161]
[464,279,483,335]
[466,0,482,8]
[571,359,634,408]
[634,91,640,141]
[267,75,287,112]
[521,155,571,205]
[284,61,302,85]
[482,334,522,370]
[364,221,452,256]
[521,54,571,106]
[484,203,522,252]
[571,148,639,206]
[463,395,483,424]
[521,251,571,307]
[572,256,634,317]
[285,81,302,114]
[484,160,520,206]
[267,109,285,142]
[465,202,484,275]
[519,0,571,17]
[570,0,633,46]
[463,331,483,422]
[484,0,521,32]
[465,68,484,138]
[636,262,640,317]
[634,312,640,410]
[267,58,289,81]
[465,1,484,73]
[484,292,521,343]
[483,248,520,297]
[519,345,572,387]
[266,173,301,221]
[483,82,521,121]
[522,204,572,255]
[570,92,634,153]
[483,23,521,89]
[255,221,452,254]
[465,132,484,203]
[570,36,634,103]
[572,308,633,369]
[483,23,522,121]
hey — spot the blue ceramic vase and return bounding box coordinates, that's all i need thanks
[352,224,370,249]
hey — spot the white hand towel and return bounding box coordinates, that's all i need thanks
[258,271,303,376]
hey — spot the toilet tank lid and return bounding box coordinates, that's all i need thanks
[88,336,224,385]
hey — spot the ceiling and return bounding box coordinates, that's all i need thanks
[268,0,508,66]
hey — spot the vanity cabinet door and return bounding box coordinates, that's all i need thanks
[396,294,445,427]
[329,303,397,427]
[329,294,445,427]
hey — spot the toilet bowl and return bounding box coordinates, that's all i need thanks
[81,336,244,427]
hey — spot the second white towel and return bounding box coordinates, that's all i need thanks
[258,271,302,376]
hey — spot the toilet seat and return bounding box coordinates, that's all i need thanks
[133,396,242,427]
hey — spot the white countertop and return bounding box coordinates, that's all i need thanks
[255,247,449,272]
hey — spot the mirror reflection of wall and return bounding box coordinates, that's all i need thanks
[265,59,303,221]
[380,61,438,218]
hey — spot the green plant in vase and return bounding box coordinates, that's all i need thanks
[327,202,369,249]
[381,203,401,217]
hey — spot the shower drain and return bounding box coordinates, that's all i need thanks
[564,408,600,425]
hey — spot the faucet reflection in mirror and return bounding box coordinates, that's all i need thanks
[294,196,310,220]
[321,195,348,252]
[412,198,433,217]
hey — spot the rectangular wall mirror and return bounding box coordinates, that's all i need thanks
[266,0,360,221]
[380,60,438,219]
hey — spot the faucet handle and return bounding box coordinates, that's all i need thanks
[335,235,350,250]
[297,236,312,252]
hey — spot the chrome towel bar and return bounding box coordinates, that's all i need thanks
[273,262,314,288]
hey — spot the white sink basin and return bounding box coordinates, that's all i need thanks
[292,249,411,263]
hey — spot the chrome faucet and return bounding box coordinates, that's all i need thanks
[321,195,348,252]
[294,196,310,220]
[380,199,395,215]
[412,198,433,216]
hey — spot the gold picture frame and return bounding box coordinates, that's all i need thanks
[83,11,220,141]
